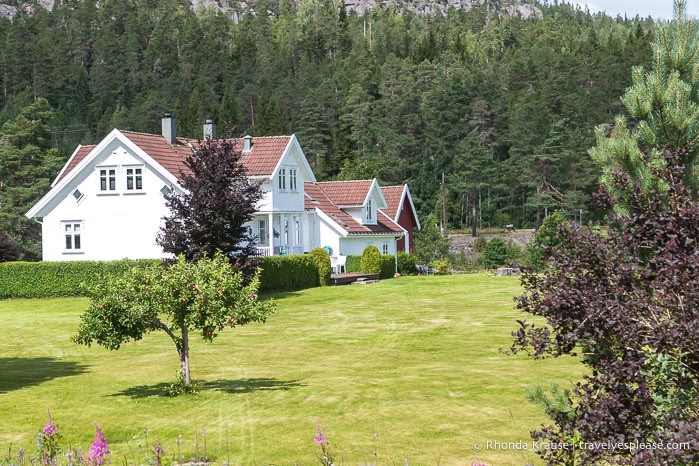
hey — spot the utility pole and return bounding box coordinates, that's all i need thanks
[441,173,446,236]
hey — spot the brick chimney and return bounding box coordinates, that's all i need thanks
[162,113,176,144]
[203,119,217,140]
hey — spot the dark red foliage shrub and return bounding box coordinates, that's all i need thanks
[512,148,699,465]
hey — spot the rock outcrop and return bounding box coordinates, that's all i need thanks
[0,0,543,21]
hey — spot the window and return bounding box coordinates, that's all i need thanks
[289,168,298,191]
[72,189,83,201]
[99,168,116,191]
[126,167,143,190]
[278,168,286,190]
[383,243,389,255]
[259,219,268,245]
[63,222,82,251]
[366,199,373,220]
[160,185,172,196]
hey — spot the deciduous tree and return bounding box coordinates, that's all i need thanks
[157,137,263,264]
[74,252,276,392]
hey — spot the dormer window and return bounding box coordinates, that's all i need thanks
[366,199,373,220]
[278,168,287,190]
[289,169,298,191]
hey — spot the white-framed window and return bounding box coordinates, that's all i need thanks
[278,168,286,190]
[289,168,298,191]
[72,189,84,202]
[126,167,143,191]
[366,199,373,220]
[99,168,116,191]
[382,243,389,255]
[259,219,268,245]
[62,221,83,251]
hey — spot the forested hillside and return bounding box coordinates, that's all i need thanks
[0,0,656,258]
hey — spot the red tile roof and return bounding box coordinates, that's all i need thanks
[305,182,403,235]
[55,130,292,183]
[315,180,373,206]
[55,145,95,184]
[380,185,406,220]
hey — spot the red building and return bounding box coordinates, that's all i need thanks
[380,185,421,253]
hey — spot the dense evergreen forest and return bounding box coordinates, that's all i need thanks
[0,0,658,258]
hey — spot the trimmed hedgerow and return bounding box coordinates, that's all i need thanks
[308,247,332,286]
[0,259,162,299]
[345,255,361,273]
[258,254,318,292]
[379,254,395,279]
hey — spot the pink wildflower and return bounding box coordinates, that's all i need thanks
[314,423,328,445]
[85,423,110,466]
[43,408,58,437]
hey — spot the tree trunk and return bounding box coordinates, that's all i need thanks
[179,326,192,388]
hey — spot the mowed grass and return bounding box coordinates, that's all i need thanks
[0,275,582,465]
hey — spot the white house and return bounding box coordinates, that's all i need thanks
[26,115,412,262]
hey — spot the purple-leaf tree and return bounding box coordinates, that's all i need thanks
[512,148,699,465]
[157,137,263,267]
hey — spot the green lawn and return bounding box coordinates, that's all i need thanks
[0,275,581,465]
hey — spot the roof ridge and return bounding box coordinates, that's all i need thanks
[120,130,291,143]
[317,179,373,184]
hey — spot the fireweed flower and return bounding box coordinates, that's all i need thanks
[43,408,58,437]
[85,423,110,466]
[314,424,328,445]
[153,440,165,466]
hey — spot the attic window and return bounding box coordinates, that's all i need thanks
[366,199,373,220]
[99,168,116,191]
[160,185,172,196]
[72,189,83,201]
[126,167,143,190]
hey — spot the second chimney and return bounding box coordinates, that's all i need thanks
[243,134,253,152]
[162,113,176,144]
[203,119,217,140]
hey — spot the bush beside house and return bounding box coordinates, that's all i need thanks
[396,251,417,275]
[360,246,382,274]
[308,248,332,287]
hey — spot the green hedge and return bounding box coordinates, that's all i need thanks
[340,254,395,278]
[345,255,361,273]
[379,254,395,279]
[0,259,161,299]
[308,248,332,287]
[258,254,319,292]
[397,251,417,275]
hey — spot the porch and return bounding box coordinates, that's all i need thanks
[253,245,304,256]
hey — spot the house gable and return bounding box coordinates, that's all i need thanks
[315,179,387,226]
[381,184,421,253]
[27,129,181,219]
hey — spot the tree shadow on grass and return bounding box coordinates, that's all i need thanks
[112,378,304,398]
[0,357,87,393]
